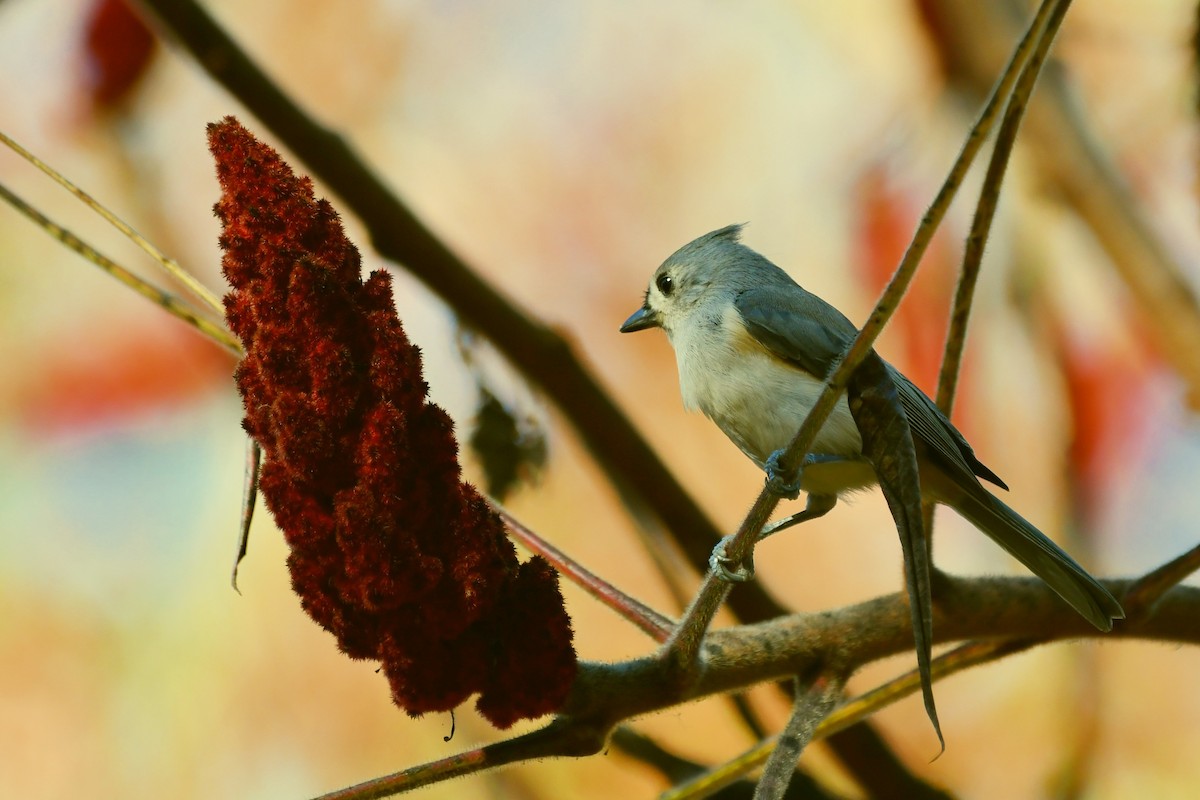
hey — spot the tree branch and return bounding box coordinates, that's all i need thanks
[314,576,1199,799]
[755,675,846,800]
[935,0,1068,417]
[664,640,1029,799]
[132,0,791,625]
[1121,542,1200,619]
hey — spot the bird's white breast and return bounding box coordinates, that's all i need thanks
[668,305,864,476]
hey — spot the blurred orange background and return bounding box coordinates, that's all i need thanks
[1,1,1199,797]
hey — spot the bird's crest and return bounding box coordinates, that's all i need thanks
[706,223,745,244]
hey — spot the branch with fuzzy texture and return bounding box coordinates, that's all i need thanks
[315,577,1199,798]
[756,675,846,800]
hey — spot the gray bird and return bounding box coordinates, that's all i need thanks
[620,224,1124,633]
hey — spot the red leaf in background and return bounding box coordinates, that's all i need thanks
[1047,309,1159,522]
[852,164,957,395]
[18,319,231,434]
[81,0,156,109]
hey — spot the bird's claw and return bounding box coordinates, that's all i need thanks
[710,535,755,582]
[764,449,801,500]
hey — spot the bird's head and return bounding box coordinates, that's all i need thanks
[620,223,748,337]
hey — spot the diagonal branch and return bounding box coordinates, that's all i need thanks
[921,0,1200,404]
[498,505,677,641]
[754,674,846,800]
[1121,542,1200,620]
[662,639,1033,799]
[0,179,240,354]
[935,0,1070,417]
[0,129,225,315]
[133,0,791,625]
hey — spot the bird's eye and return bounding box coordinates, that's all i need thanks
[655,274,674,296]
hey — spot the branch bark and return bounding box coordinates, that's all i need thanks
[316,576,1199,798]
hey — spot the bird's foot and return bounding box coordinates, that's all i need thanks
[710,535,755,582]
[765,449,801,499]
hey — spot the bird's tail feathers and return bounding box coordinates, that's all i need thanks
[949,489,1124,630]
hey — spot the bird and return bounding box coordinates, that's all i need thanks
[619,223,1124,632]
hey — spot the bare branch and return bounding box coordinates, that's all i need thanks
[0,129,225,315]
[133,0,793,626]
[935,0,1071,415]
[754,674,846,800]
[920,0,1200,405]
[663,639,1031,799]
[498,506,677,642]
[324,577,1198,798]
[0,180,241,355]
[1122,543,1200,619]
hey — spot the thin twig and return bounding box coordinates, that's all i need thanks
[0,129,225,315]
[660,639,1037,800]
[754,674,845,800]
[935,0,1071,416]
[0,180,241,355]
[920,0,1200,405]
[311,716,609,800]
[309,742,500,800]
[928,0,1072,570]
[498,506,676,641]
[1121,543,1200,620]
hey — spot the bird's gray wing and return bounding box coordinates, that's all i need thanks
[890,369,1008,491]
[734,286,857,379]
[736,285,1007,491]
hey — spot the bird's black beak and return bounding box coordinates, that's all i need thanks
[620,305,660,333]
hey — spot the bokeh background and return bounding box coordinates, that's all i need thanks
[2,0,1199,797]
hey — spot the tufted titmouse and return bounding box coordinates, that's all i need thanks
[620,224,1123,632]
